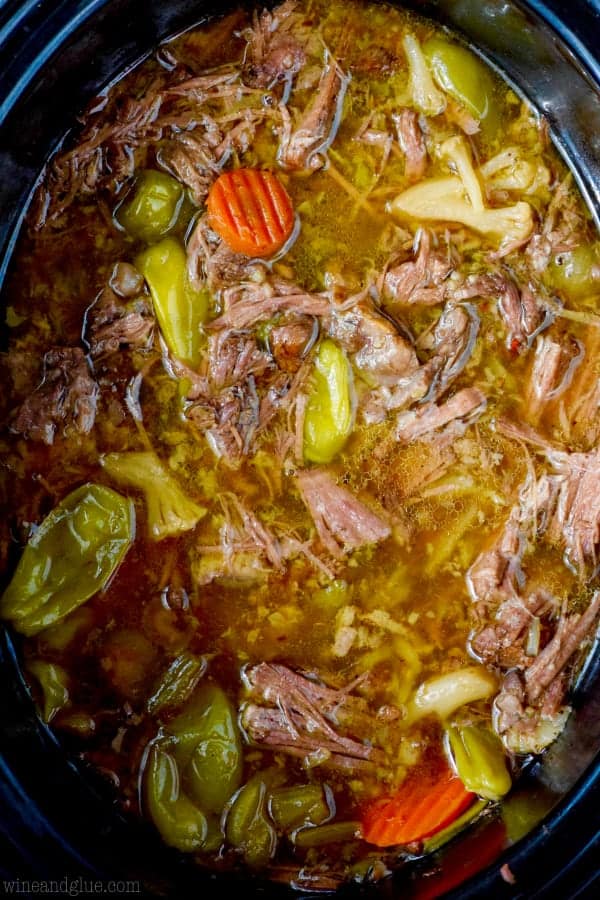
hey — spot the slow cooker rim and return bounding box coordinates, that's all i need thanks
[1,1,600,897]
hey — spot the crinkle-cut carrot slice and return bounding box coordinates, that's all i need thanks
[361,761,476,847]
[207,168,295,258]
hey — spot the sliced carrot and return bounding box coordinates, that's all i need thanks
[361,761,475,847]
[206,168,295,258]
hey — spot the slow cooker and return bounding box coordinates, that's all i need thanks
[1,1,600,897]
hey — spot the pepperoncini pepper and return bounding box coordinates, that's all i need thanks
[423,37,499,134]
[27,660,70,723]
[167,683,243,814]
[269,784,332,832]
[136,237,209,366]
[118,170,183,242]
[143,743,208,852]
[146,652,207,716]
[226,772,277,868]
[0,484,134,637]
[548,244,600,299]
[447,725,512,801]
[303,339,354,464]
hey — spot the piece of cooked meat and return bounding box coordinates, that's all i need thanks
[242,0,307,88]
[326,300,419,387]
[242,662,398,772]
[496,419,600,577]
[447,271,546,351]
[470,591,556,669]
[395,387,486,443]
[384,230,453,307]
[393,108,427,183]
[296,468,391,558]
[203,331,273,392]
[525,334,583,421]
[186,215,267,293]
[278,57,348,170]
[423,302,480,400]
[208,281,331,330]
[269,318,317,372]
[86,274,154,360]
[494,591,600,753]
[159,131,220,205]
[10,347,98,445]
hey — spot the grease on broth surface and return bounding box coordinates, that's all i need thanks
[1,0,600,889]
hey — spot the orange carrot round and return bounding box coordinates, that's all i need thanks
[206,168,295,258]
[361,762,475,847]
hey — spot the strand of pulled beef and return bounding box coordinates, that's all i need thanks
[296,468,391,559]
[241,662,396,772]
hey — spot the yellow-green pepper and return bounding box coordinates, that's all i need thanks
[226,772,277,868]
[137,237,208,366]
[269,784,331,832]
[118,170,183,242]
[146,652,207,715]
[0,484,134,636]
[143,742,208,852]
[548,244,600,299]
[303,339,354,464]
[447,725,512,801]
[27,660,70,723]
[168,683,243,814]
[292,820,359,848]
[423,37,499,134]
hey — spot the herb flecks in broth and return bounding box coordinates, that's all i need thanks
[2,0,600,889]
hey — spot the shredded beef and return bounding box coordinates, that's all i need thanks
[493,590,600,755]
[526,174,587,275]
[525,592,600,703]
[208,281,331,330]
[296,468,390,559]
[86,273,154,360]
[361,301,478,424]
[10,348,98,445]
[384,230,453,307]
[186,216,266,293]
[395,387,486,444]
[467,461,557,609]
[393,109,427,183]
[424,302,480,399]
[447,271,547,351]
[362,367,432,425]
[278,57,348,170]
[326,300,418,387]
[526,334,583,420]
[497,419,600,576]
[470,591,555,669]
[242,0,306,88]
[499,282,545,352]
[269,318,317,372]
[467,423,600,752]
[242,662,397,772]
[203,331,273,391]
[206,378,261,461]
[564,334,600,450]
[158,130,220,205]
[194,494,284,584]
